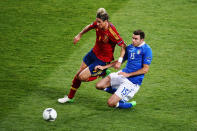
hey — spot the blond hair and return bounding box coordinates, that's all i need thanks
[96,8,109,21]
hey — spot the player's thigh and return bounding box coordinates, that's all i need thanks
[96,76,111,89]
[107,94,122,107]
[78,60,104,81]
[124,84,140,101]
[78,67,92,81]
[75,61,88,76]
[109,72,123,87]
[115,79,139,102]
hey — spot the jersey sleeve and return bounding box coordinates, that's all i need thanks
[123,46,128,62]
[143,46,153,65]
[89,21,97,29]
[108,24,125,46]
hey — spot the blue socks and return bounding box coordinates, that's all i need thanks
[116,102,133,109]
[116,101,136,109]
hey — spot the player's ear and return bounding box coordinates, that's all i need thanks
[140,38,144,42]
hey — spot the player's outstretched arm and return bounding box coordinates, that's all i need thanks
[114,43,126,69]
[73,24,93,44]
[95,61,118,71]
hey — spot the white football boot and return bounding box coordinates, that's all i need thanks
[58,95,74,103]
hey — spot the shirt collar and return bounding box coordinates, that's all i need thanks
[137,41,145,47]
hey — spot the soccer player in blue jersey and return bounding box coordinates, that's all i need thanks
[95,30,153,109]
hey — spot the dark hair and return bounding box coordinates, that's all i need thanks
[133,30,145,39]
[96,8,109,21]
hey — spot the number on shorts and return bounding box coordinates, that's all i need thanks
[121,87,130,96]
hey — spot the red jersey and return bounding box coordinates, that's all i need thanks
[89,21,125,62]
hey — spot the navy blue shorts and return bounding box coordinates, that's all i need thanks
[83,49,109,76]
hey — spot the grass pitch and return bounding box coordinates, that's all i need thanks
[0,0,197,130]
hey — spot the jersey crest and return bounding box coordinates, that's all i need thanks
[137,49,141,55]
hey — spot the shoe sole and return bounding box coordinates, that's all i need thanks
[58,99,74,103]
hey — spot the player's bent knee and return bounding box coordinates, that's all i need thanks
[95,82,103,90]
[107,100,116,107]
[96,76,111,90]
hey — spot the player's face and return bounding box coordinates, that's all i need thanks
[96,18,107,29]
[132,34,144,47]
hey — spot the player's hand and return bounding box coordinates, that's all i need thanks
[118,72,130,77]
[73,34,81,45]
[114,62,121,70]
[95,65,105,71]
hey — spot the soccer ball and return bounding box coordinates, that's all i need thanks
[43,108,57,121]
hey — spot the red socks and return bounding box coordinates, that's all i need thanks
[68,73,104,98]
[68,75,81,99]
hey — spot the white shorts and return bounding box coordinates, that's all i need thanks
[109,71,140,102]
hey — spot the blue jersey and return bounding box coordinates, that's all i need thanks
[122,42,152,85]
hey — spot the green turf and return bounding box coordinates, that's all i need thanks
[0,0,197,130]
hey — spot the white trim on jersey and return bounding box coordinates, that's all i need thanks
[137,41,145,47]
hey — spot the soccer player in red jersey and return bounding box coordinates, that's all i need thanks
[58,8,126,103]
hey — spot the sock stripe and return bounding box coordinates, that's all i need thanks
[71,87,77,91]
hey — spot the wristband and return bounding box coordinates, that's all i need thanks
[118,57,123,63]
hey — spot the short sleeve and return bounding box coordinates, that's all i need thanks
[143,46,153,65]
[123,46,128,62]
[108,24,125,46]
[89,21,97,29]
